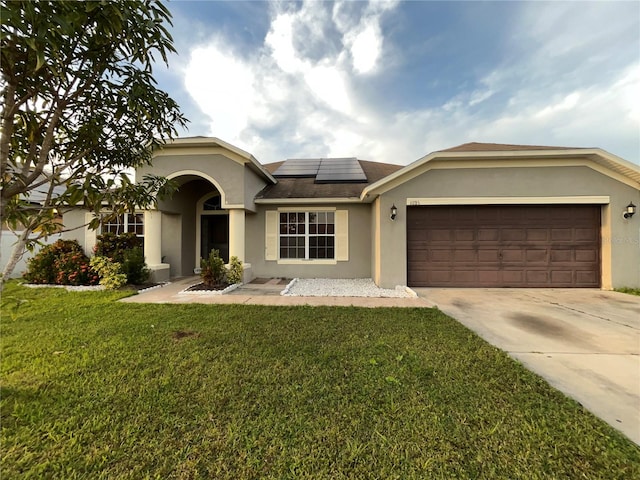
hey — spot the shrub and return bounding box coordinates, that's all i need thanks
[24,240,99,285]
[94,233,148,285]
[122,247,150,285]
[94,232,141,262]
[200,249,227,288]
[90,256,127,290]
[227,256,244,285]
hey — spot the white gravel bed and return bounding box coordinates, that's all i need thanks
[283,278,415,298]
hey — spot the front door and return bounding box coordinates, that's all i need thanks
[201,215,229,262]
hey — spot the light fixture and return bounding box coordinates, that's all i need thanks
[390,204,397,221]
[623,202,636,219]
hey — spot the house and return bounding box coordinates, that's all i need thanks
[62,137,640,289]
[1,182,64,278]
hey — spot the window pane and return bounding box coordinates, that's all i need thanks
[280,213,287,223]
[327,212,334,223]
[327,224,334,234]
[297,212,305,222]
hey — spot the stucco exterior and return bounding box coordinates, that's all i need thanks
[61,138,640,289]
[371,163,640,288]
[246,203,372,279]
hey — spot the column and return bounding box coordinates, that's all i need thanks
[228,209,245,262]
[144,210,170,282]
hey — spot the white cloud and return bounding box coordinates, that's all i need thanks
[264,13,304,74]
[183,42,254,142]
[178,1,639,166]
[348,23,382,74]
[304,64,352,114]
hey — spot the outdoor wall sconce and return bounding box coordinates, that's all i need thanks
[623,202,636,219]
[390,204,398,221]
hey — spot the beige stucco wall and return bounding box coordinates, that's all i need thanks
[61,209,92,255]
[375,164,640,289]
[136,150,271,276]
[246,203,373,279]
[138,153,248,208]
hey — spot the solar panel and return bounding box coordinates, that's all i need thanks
[316,157,367,183]
[272,157,367,183]
[272,159,321,177]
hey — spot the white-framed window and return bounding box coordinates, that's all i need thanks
[101,213,144,237]
[279,211,335,259]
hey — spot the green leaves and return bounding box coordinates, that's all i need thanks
[0,0,187,280]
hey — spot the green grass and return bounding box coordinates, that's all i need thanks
[2,282,639,479]
[615,287,640,296]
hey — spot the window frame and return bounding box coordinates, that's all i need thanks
[278,210,336,260]
[101,212,144,238]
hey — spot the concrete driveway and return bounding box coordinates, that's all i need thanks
[414,288,640,445]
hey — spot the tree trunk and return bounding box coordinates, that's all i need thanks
[1,228,31,290]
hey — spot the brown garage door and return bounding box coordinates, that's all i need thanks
[407,205,601,287]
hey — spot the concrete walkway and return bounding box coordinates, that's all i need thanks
[415,288,640,445]
[120,276,434,308]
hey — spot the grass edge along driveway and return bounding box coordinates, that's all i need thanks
[1,282,639,479]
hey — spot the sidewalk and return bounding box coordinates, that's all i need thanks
[120,277,434,308]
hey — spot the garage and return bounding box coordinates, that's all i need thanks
[407,205,601,287]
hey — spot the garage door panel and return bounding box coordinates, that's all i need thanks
[430,249,451,262]
[502,270,524,284]
[526,249,547,262]
[478,228,499,241]
[501,249,525,262]
[576,270,598,285]
[454,249,477,262]
[551,270,573,284]
[478,270,500,284]
[502,229,526,241]
[575,228,598,241]
[478,249,499,262]
[551,228,573,241]
[455,229,474,241]
[407,205,600,287]
[527,229,548,241]
[526,271,550,284]
[550,249,572,262]
[428,229,452,242]
[575,249,597,262]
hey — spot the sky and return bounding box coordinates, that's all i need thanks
[153,0,640,166]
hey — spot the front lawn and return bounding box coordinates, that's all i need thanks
[2,282,638,479]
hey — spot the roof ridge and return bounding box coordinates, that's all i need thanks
[440,142,586,152]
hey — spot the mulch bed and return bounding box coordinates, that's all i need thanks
[184,282,230,292]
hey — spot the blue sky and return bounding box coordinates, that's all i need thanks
[154,1,640,165]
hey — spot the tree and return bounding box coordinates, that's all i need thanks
[0,0,187,284]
